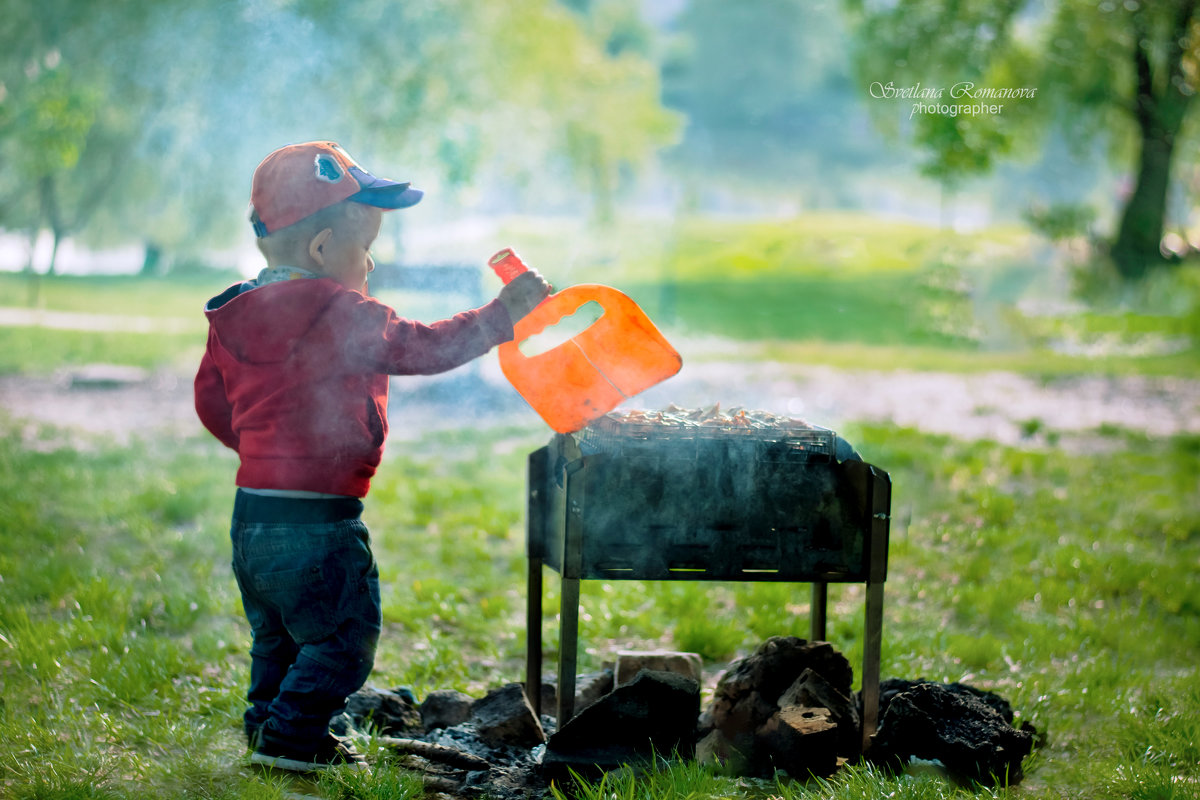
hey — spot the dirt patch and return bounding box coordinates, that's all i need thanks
[634,361,1200,447]
[0,368,200,448]
[1,356,1197,449]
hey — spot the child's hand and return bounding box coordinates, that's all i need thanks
[498,269,552,323]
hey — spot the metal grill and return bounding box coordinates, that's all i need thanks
[524,413,891,752]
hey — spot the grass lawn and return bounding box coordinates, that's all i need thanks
[1,214,1198,798]
[0,419,1197,799]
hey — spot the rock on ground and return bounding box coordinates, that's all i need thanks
[614,650,702,688]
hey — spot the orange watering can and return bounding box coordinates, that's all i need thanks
[490,248,682,434]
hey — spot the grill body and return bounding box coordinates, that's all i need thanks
[525,420,891,753]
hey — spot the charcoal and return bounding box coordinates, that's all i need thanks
[345,685,422,735]
[574,668,615,715]
[471,683,546,749]
[874,677,1017,724]
[867,681,1033,786]
[696,728,750,772]
[542,669,700,776]
[421,689,475,731]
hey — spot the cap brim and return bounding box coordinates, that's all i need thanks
[348,165,424,209]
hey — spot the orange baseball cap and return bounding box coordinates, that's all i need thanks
[249,141,423,237]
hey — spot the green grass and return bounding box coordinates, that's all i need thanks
[2,213,1197,377]
[0,271,238,318]
[0,271,213,374]
[0,326,205,374]
[1,416,1197,798]
[1,214,1198,796]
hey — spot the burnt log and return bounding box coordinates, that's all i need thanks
[779,668,861,759]
[701,637,852,743]
[378,737,491,771]
[755,706,839,778]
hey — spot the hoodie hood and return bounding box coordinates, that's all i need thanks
[204,278,343,364]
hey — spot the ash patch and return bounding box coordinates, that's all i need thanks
[427,723,550,799]
[336,685,553,800]
[337,644,1040,795]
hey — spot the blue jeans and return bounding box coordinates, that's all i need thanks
[229,490,381,750]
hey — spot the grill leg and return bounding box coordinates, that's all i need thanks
[526,556,543,719]
[861,579,884,753]
[557,577,581,725]
[811,582,828,640]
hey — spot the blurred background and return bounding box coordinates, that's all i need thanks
[1,0,1198,380]
[2,6,1198,797]
[2,0,1196,277]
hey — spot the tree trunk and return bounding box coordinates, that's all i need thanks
[47,231,62,277]
[23,228,41,307]
[39,175,63,276]
[141,243,163,276]
[1111,131,1176,280]
[1110,0,1197,280]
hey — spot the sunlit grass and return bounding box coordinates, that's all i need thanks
[497,212,1034,282]
[0,326,204,374]
[0,271,239,317]
[2,415,1197,798]
[2,216,1197,377]
[1,215,1197,796]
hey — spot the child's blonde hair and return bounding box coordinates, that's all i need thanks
[251,200,373,267]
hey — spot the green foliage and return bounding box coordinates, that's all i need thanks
[845,0,1200,279]
[0,0,679,260]
[17,63,99,177]
[1022,202,1097,242]
[846,0,1038,184]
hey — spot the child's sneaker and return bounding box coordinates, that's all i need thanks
[251,733,370,773]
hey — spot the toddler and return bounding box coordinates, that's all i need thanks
[194,141,550,772]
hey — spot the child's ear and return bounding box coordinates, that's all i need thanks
[308,228,334,266]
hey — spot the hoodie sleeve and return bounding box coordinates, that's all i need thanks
[335,293,515,376]
[194,329,239,450]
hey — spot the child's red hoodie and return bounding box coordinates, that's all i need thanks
[195,276,513,497]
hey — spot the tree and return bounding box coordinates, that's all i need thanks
[0,0,679,271]
[1107,0,1198,277]
[845,0,1200,280]
[0,1,146,274]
